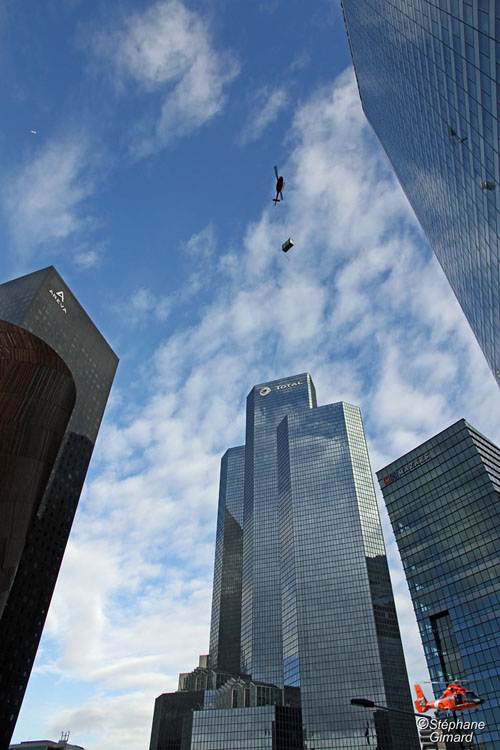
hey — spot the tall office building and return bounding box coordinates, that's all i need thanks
[0,267,118,747]
[341,0,500,386]
[150,374,419,749]
[378,420,500,749]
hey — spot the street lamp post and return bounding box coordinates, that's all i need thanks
[350,698,422,717]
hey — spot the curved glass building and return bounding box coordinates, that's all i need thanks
[342,0,500,386]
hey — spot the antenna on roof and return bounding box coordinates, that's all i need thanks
[60,732,70,743]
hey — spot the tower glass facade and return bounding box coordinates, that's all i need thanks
[377,419,500,749]
[239,376,316,689]
[341,0,500,385]
[184,705,303,750]
[209,446,245,675]
[0,267,118,745]
[151,375,419,749]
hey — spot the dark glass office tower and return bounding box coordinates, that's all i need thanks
[378,420,500,749]
[342,0,500,386]
[151,375,419,749]
[0,267,118,747]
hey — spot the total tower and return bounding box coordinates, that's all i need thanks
[150,374,419,749]
[0,267,118,746]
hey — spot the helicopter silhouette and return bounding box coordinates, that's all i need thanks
[273,165,284,205]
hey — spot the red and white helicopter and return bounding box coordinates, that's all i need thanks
[414,682,484,714]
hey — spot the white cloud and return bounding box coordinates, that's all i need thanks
[45,692,162,747]
[93,0,239,155]
[239,86,288,145]
[173,224,219,301]
[289,50,311,72]
[114,286,171,327]
[183,223,216,260]
[17,68,500,749]
[2,135,98,259]
[131,287,170,322]
[74,246,103,269]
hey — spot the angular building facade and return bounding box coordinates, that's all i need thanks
[0,267,118,747]
[342,0,500,386]
[150,374,419,749]
[377,420,500,749]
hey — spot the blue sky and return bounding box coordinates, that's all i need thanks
[2,1,500,748]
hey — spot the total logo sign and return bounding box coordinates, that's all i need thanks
[48,289,68,314]
[259,380,303,396]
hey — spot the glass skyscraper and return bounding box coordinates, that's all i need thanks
[0,267,118,746]
[378,419,500,749]
[342,0,500,386]
[150,374,419,749]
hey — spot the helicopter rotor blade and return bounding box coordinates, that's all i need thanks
[421,681,452,684]
[274,165,279,180]
[422,679,480,684]
[280,191,284,201]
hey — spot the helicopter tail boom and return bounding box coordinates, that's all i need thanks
[414,684,430,713]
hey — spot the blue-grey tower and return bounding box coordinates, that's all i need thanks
[341,0,500,386]
[378,419,500,749]
[151,374,419,750]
